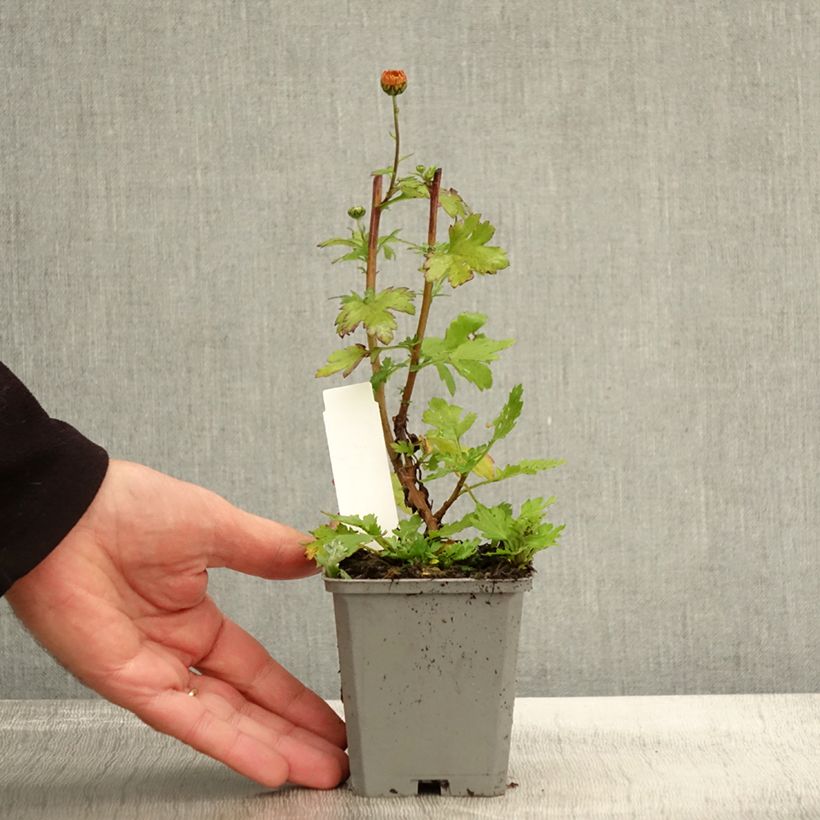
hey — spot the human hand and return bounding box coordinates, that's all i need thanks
[6,460,347,790]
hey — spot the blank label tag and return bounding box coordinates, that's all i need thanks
[322,382,399,534]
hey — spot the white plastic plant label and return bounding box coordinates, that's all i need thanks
[322,382,399,534]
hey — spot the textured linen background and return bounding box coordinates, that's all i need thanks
[1,1,818,698]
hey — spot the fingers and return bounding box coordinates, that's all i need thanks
[140,688,288,787]
[196,617,346,750]
[208,499,317,580]
[139,684,347,789]
[192,674,349,787]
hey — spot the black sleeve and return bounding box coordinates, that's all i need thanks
[0,361,109,596]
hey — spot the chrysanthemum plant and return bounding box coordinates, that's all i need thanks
[306,70,564,579]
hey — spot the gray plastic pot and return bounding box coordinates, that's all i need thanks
[325,576,532,797]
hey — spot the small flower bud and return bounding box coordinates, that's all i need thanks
[347,205,366,219]
[380,69,407,96]
[415,164,426,174]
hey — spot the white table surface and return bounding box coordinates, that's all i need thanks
[1,695,818,819]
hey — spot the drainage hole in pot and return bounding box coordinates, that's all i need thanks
[417,779,449,796]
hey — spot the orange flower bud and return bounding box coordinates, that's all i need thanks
[380,69,407,96]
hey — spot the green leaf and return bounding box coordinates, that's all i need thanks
[475,498,565,566]
[423,443,491,481]
[423,434,459,458]
[315,344,368,378]
[443,312,486,347]
[518,497,551,528]
[371,152,414,176]
[398,176,429,199]
[420,313,513,392]
[422,436,486,482]
[378,229,402,262]
[330,512,385,540]
[472,452,497,480]
[369,356,406,391]
[390,440,417,456]
[318,229,369,264]
[427,252,474,287]
[318,228,400,265]
[431,513,474,539]
[422,398,476,441]
[451,337,514,363]
[394,514,425,541]
[490,459,564,482]
[491,384,524,441]
[470,502,515,542]
[435,363,457,396]
[425,213,509,288]
[317,237,358,248]
[391,473,411,514]
[304,523,372,577]
[381,514,437,565]
[335,287,416,344]
[439,188,467,218]
[438,538,480,565]
[420,443,477,482]
[450,359,493,390]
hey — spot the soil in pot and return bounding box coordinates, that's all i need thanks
[339,544,535,581]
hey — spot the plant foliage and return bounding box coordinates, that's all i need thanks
[306,72,564,577]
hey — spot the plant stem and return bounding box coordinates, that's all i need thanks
[393,167,442,442]
[384,96,401,202]
[386,167,443,533]
[365,174,398,464]
[365,174,382,292]
[433,473,467,524]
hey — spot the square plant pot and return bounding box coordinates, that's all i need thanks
[325,576,532,797]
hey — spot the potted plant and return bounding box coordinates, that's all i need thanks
[305,69,564,797]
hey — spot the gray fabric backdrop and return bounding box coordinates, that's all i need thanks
[1,0,818,699]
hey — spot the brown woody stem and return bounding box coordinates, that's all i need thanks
[365,175,382,291]
[366,175,437,531]
[393,167,442,442]
[365,175,397,466]
[434,473,467,524]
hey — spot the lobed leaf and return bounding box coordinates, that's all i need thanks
[335,287,416,344]
[491,384,524,442]
[470,502,515,542]
[304,524,372,577]
[443,312,487,347]
[420,313,513,391]
[422,397,477,440]
[450,359,494,391]
[397,176,429,199]
[381,514,437,565]
[434,363,457,396]
[330,512,385,541]
[485,459,564,484]
[438,188,468,218]
[425,213,509,288]
[318,229,369,264]
[369,356,407,391]
[438,538,480,565]
[315,344,368,378]
[430,513,474,539]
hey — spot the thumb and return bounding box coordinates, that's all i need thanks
[208,499,318,580]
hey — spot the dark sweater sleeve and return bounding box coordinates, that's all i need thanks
[0,361,109,596]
